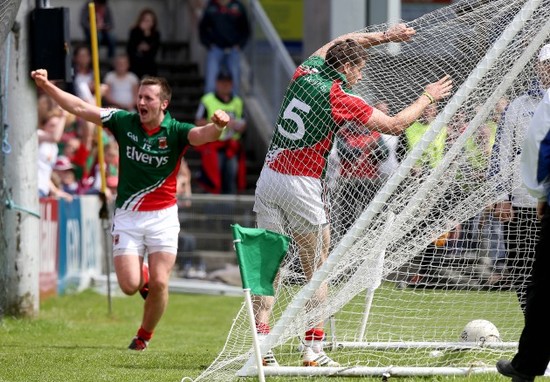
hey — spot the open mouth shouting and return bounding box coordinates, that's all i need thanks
[139,106,149,121]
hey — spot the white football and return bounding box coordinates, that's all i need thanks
[460,319,501,344]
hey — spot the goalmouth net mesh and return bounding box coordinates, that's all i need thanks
[193,0,550,379]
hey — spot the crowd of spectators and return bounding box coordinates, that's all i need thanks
[37,0,254,202]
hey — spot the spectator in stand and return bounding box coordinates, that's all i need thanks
[38,107,72,201]
[90,140,119,201]
[397,103,446,175]
[331,120,388,243]
[80,0,116,59]
[61,137,81,161]
[53,155,81,196]
[195,70,247,194]
[397,104,460,287]
[175,158,198,277]
[127,8,161,79]
[199,0,250,96]
[104,53,139,111]
[176,158,192,208]
[72,45,97,105]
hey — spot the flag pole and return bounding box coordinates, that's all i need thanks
[88,1,112,315]
[231,224,290,379]
[243,287,266,382]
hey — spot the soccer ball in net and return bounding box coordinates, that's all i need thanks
[459,319,501,345]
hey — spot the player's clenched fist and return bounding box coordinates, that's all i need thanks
[31,69,49,88]
[211,109,230,130]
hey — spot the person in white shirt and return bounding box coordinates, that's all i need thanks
[496,43,550,382]
[104,54,140,111]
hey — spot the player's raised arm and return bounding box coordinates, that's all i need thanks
[313,23,416,59]
[188,109,230,146]
[31,69,103,126]
[367,75,453,135]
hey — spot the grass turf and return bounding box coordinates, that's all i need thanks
[0,289,509,382]
[0,289,241,382]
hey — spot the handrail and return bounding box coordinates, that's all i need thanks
[240,0,298,151]
[249,0,296,78]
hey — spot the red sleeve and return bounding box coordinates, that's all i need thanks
[330,81,373,126]
[293,65,313,80]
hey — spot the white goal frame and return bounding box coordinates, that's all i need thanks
[238,0,549,377]
[192,0,550,380]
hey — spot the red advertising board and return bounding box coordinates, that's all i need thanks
[39,198,59,300]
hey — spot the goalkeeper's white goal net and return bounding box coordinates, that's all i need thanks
[193,0,550,379]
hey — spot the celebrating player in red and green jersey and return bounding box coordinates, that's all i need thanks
[253,24,453,367]
[31,69,229,351]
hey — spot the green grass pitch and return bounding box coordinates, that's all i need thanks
[0,288,512,382]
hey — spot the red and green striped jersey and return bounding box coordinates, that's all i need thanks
[266,55,374,179]
[101,109,193,211]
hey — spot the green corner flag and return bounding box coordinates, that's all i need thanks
[231,224,291,296]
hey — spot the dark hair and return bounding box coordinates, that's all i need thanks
[325,39,368,71]
[72,44,90,60]
[134,8,158,32]
[141,76,172,103]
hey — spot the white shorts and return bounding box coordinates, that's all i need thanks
[253,166,327,233]
[111,204,180,257]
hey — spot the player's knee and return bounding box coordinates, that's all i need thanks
[148,278,169,294]
[118,279,141,295]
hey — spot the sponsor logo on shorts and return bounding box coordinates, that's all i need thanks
[113,234,119,245]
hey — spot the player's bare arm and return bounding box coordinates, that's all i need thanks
[313,23,416,59]
[188,109,230,146]
[31,69,103,126]
[367,75,453,135]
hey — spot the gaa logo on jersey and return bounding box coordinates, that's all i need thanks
[158,137,168,149]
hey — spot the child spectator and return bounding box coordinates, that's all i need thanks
[104,54,139,111]
[53,155,81,195]
[38,108,72,201]
[127,8,161,79]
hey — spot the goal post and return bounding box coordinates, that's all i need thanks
[191,0,550,380]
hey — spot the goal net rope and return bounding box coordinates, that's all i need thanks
[0,0,20,48]
[192,0,550,379]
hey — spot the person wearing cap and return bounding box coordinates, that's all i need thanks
[496,43,550,382]
[195,70,247,194]
[53,155,81,196]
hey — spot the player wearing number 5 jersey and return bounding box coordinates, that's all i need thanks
[31,70,230,351]
[253,24,453,367]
